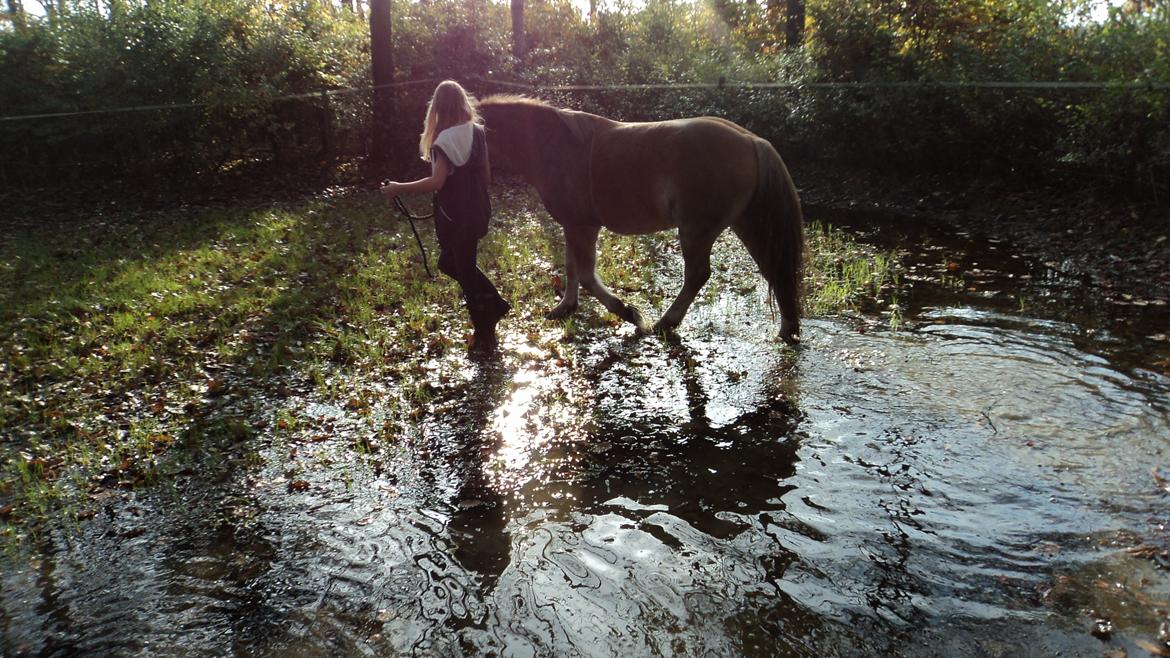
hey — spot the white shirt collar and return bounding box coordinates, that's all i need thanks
[433,122,475,167]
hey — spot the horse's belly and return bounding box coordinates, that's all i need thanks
[591,156,677,233]
[597,202,674,234]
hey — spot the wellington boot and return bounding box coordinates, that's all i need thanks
[468,295,510,352]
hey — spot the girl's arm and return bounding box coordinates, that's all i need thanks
[380,153,450,198]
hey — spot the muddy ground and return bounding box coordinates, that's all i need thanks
[795,161,1169,307]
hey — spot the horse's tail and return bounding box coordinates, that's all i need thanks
[733,138,805,343]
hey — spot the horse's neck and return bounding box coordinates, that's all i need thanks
[557,109,599,145]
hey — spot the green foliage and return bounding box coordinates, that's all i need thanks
[1059,5,1170,189]
[1,0,1166,196]
[804,221,901,319]
[796,0,1170,191]
[394,0,511,80]
[0,0,369,181]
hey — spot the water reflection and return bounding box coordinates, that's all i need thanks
[453,332,825,656]
[5,216,1170,657]
[439,358,514,588]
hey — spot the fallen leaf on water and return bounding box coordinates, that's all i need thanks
[355,517,374,526]
[1154,467,1170,492]
[1137,640,1170,657]
[1126,544,1166,560]
[1130,587,1170,608]
[1034,541,1062,556]
[87,487,115,502]
[1095,580,1123,592]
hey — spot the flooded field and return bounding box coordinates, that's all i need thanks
[3,204,1170,657]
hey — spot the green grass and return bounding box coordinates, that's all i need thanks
[0,187,900,551]
[804,221,903,325]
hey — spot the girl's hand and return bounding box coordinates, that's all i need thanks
[380,182,402,198]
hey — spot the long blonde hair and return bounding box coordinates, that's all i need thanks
[418,80,482,162]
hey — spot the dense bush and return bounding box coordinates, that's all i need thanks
[1,0,1166,197]
[0,0,369,184]
[796,0,1170,191]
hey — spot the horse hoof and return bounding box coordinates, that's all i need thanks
[779,328,800,346]
[635,323,664,338]
[545,303,577,320]
[651,319,679,335]
[622,305,652,333]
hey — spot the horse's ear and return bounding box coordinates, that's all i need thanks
[558,110,593,145]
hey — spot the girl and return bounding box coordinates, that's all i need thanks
[381,80,509,351]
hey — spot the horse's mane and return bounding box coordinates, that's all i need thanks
[478,94,553,109]
[479,94,598,145]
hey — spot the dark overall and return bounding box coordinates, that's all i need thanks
[432,124,508,341]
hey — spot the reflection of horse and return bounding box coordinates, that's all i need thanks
[478,96,806,343]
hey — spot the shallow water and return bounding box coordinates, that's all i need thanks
[4,211,1170,657]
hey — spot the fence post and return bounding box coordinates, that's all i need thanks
[319,90,334,165]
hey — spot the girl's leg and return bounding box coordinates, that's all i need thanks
[438,236,509,347]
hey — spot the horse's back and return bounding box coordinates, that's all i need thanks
[590,117,761,234]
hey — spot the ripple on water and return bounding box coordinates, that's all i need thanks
[5,238,1170,657]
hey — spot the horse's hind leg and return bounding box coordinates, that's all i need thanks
[566,224,651,332]
[731,216,801,345]
[547,239,580,319]
[654,222,721,332]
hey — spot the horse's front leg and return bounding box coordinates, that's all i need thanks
[546,241,579,319]
[567,224,651,333]
[654,223,720,333]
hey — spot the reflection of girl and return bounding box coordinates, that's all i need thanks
[381,80,509,351]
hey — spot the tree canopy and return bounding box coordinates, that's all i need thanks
[1,0,1166,196]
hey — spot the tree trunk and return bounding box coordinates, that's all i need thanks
[6,0,25,31]
[765,0,780,45]
[785,0,804,48]
[368,0,394,164]
[511,0,526,60]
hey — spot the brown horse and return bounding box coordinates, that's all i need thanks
[478,95,805,344]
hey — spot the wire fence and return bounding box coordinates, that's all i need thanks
[2,74,1166,194]
[2,75,1167,123]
